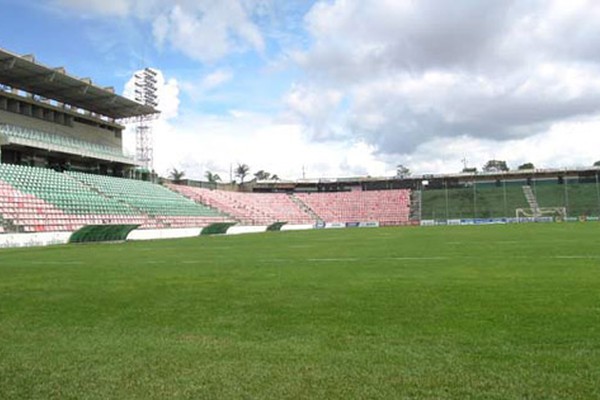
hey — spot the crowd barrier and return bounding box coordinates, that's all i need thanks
[226,226,268,235]
[280,224,314,231]
[0,232,71,249]
[127,228,202,241]
[0,219,436,249]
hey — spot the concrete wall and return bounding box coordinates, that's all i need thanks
[280,224,314,231]
[0,224,321,249]
[126,228,202,241]
[225,226,268,235]
[0,232,71,248]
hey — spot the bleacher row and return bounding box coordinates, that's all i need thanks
[0,124,134,163]
[296,190,411,226]
[0,164,230,233]
[165,185,315,225]
[0,164,412,234]
[166,184,412,227]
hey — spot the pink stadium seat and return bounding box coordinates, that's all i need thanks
[166,184,316,225]
[167,184,411,227]
[295,189,411,226]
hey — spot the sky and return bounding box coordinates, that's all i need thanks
[1,0,600,181]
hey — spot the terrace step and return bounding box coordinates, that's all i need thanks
[410,190,422,222]
[289,194,321,223]
[522,185,541,217]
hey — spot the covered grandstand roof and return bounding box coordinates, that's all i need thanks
[0,47,158,119]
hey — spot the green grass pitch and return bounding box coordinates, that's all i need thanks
[1,224,599,399]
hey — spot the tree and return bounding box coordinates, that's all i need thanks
[462,167,477,173]
[518,162,535,170]
[254,170,271,180]
[594,160,600,167]
[205,171,221,183]
[169,168,185,183]
[396,164,410,178]
[235,163,250,183]
[482,160,509,172]
[271,174,280,181]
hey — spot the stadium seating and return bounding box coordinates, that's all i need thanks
[5,160,600,235]
[67,172,228,228]
[166,184,315,225]
[295,190,411,226]
[168,185,411,226]
[0,123,133,163]
[0,164,152,232]
[0,164,230,233]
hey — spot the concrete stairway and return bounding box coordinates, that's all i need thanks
[522,185,541,217]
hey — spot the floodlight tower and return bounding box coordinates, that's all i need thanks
[134,68,158,170]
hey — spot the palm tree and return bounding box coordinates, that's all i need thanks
[271,174,280,181]
[169,168,185,183]
[235,163,250,184]
[205,171,222,183]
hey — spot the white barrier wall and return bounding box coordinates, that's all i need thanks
[0,220,395,249]
[126,228,202,241]
[0,232,71,249]
[280,224,314,231]
[226,226,268,235]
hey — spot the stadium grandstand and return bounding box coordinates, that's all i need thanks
[0,46,413,237]
[0,47,156,175]
[0,47,233,234]
[2,46,600,240]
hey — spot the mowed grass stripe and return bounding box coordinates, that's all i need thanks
[0,224,599,399]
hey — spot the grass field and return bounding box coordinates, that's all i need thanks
[1,224,600,399]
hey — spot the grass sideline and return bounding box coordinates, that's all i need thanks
[1,224,599,399]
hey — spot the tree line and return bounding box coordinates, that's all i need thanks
[169,163,279,184]
[171,159,600,184]
[397,160,600,178]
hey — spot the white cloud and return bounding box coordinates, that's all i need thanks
[56,0,132,16]
[178,69,234,103]
[201,69,233,90]
[283,84,345,141]
[120,68,388,180]
[403,117,600,175]
[283,0,600,172]
[156,1,266,63]
[59,0,600,177]
[150,111,390,181]
[126,1,600,178]
[56,0,266,63]
[156,77,180,120]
